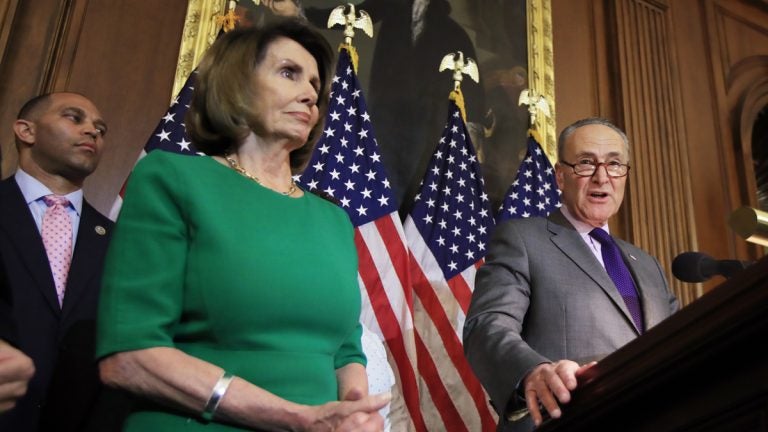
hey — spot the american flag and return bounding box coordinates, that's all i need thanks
[108,72,199,220]
[496,134,561,223]
[298,47,425,432]
[403,95,498,431]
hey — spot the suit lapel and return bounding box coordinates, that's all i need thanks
[61,202,109,319]
[547,210,639,334]
[0,179,62,315]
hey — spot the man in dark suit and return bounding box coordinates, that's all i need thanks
[0,92,115,431]
[463,118,679,432]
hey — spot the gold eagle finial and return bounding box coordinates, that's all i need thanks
[518,89,551,126]
[327,3,374,45]
[439,51,480,91]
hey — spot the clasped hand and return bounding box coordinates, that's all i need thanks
[304,389,391,432]
[522,360,596,427]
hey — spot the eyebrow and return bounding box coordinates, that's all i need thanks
[574,151,624,159]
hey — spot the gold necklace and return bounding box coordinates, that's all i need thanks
[224,155,297,196]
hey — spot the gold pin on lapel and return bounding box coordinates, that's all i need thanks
[95,226,106,236]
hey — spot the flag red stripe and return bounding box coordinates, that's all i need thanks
[447,273,473,314]
[410,255,497,430]
[374,216,414,309]
[413,331,469,432]
[354,230,427,432]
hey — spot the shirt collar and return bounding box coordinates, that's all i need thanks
[560,205,609,235]
[15,169,84,216]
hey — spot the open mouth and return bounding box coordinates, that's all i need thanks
[589,192,608,198]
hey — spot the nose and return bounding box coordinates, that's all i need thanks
[299,81,319,106]
[591,163,610,183]
[83,126,102,140]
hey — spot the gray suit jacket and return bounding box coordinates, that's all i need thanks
[463,209,678,432]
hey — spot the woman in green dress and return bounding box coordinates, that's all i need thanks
[96,19,389,431]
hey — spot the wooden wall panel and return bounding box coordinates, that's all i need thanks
[612,0,699,304]
[0,0,188,215]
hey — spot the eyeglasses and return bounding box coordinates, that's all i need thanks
[560,160,630,177]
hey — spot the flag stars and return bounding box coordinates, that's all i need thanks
[156,130,171,142]
[177,138,191,151]
[361,188,373,199]
[330,111,341,121]
[357,129,368,139]
[329,169,341,180]
[353,146,364,157]
[162,113,175,123]
[378,195,389,207]
[422,214,433,224]
[347,106,357,116]
[356,205,368,216]
[319,143,330,154]
[339,197,351,207]
[334,153,345,164]
[365,170,376,181]
[323,186,335,197]
[324,126,335,137]
[344,179,355,190]
[335,95,346,105]
[450,244,459,254]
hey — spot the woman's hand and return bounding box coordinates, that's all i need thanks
[302,392,391,432]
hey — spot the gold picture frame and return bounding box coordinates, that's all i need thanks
[173,0,557,200]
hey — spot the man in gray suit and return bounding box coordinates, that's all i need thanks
[463,118,679,431]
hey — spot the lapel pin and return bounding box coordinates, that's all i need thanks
[95,226,106,236]
[629,254,637,261]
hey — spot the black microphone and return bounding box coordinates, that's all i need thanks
[671,252,753,283]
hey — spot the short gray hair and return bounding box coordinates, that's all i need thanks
[557,117,630,161]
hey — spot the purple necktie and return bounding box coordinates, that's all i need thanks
[42,195,73,307]
[589,228,644,333]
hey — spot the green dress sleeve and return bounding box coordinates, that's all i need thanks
[97,152,189,358]
[335,321,366,369]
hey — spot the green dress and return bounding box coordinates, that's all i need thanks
[97,151,364,431]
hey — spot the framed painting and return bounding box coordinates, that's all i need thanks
[174,0,555,211]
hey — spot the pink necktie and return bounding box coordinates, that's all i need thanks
[42,195,73,307]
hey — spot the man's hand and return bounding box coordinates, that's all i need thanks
[0,340,35,413]
[522,360,596,427]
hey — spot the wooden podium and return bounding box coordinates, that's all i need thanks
[539,256,768,432]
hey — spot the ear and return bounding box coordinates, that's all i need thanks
[13,119,35,145]
[555,162,565,190]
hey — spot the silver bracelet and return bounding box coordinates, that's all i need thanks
[201,372,235,422]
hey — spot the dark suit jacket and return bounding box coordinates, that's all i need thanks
[463,209,679,432]
[0,176,123,432]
